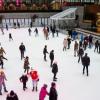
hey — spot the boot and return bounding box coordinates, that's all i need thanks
[4,88,8,92]
[32,87,34,91]
[36,86,38,92]
[0,91,2,95]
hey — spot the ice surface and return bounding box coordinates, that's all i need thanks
[0,27,100,100]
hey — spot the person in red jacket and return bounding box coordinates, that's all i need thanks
[30,70,39,91]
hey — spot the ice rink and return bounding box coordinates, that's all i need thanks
[0,27,100,100]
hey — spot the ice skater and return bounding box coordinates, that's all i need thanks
[9,33,13,41]
[30,70,39,91]
[28,28,32,36]
[0,71,8,95]
[6,90,19,100]
[52,61,58,81]
[43,45,49,61]
[49,82,58,100]
[23,56,30,74]
[19,42,26,60]
[49,50,54,67]
[0,55,8,69]
[20,73,28,91]
[34,28,38,36]
[82,53,90,76]
[39,84,49,100]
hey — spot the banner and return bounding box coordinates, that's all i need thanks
[0,0,3,7]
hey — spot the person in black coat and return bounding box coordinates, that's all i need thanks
[6,90,19,100]
[6,24,8,31]
[67,37,71,49]
[88,35,93,48]
[0,55,8,69]
[49,50,54,67]
[43,45,48,61]
[78,47,84,63]
[17,22,20,28]
[94,40,99,53]
[49,82,58,100]
[52,62,58,81]
[9,33,13,41]
[82,53,90,76]
[28,28,32,36]
[19,42,26,60]
[98,41,100,54]
[34,28,38,36]
[20,74,28,91]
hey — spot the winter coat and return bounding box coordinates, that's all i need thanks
[39,86,49,100]
[52,63,58,74]
[82,56,90,66]
[0,48,5,56]
[67,37,71,45]
[74,42,78,51]
[43,47,48,55]
[63,39,67,47]
[30,71,39,81]
[6,93,19,100]
[49,51,54,61]
[20,75,28,83]
[19,45,25,52]
[95,40,99,48]
[49,87,58,100]
[24,58,29,69]
[78,47,84,56]
[88,35,93,43]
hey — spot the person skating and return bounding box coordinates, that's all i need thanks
[39,84,49,100]
[43,45,49,61]
[23,56,30,74]
[19,42,26,60]
[49,82,58,100]
[0,71,8,95]
[28,28,32,36]
[13,22,16,29]
[6,24,8,31]
[6,90,19,100]
[78,47,84,63]
[43,28,49,40]
[88,34,93,48]
[34,28,38,36]
[82,53,90,76]
[0,47,6,56]
[83,40,88,50]
[63,38,67,51]
[49,50,54,67]
[20,73,28,91]
[67,36,71,49]
[9,33,13,41]
[98,41,100,54]
[52,61,58,81]
[0,55,7,69]
[17,22,20,28]
[74,41,78,57]
[30,70,39,91]
[94,40,99,53]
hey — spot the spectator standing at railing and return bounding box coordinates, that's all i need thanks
[88,34,93,49]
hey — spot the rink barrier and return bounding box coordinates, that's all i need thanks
[75,28,100,40]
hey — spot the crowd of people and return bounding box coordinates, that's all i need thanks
[0,24,100,100]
